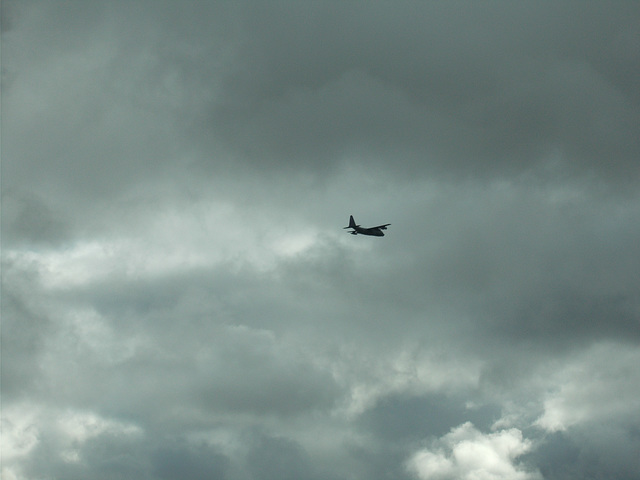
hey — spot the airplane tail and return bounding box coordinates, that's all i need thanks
[343,215,358,231]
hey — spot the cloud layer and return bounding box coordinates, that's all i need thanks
[2,1,639,479]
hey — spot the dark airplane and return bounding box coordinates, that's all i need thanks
[344,215,391,236]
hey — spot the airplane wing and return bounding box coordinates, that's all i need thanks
[372,224,391,230]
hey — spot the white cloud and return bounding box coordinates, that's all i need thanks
[407,422,541,480]
[536,342,640,432]
[1,405,41,465]
[335,345,483,417]
[1,403,141,480]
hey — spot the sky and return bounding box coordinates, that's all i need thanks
[2,1,640,479]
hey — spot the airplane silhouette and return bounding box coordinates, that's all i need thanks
[344,215,390,236]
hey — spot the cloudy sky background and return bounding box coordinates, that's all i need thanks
[2,1,640,479]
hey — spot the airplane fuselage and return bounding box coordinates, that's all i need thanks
[351,226,385,236]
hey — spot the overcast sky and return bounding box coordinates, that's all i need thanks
[2,1,640,479]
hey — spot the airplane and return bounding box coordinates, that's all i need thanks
[343,215,391,236]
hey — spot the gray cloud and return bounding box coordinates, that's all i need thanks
[196,1,640,181]
[2,1,640,479]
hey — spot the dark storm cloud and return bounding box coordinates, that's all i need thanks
[4,1,638,206]
[0,260,53,399]
[3,1,640,480]
[20,427,231,480]
[200,1,640,180]
[1,191,72,248]
[152,439,230,480]
[358,392,501,442]
[530,420,640,480]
